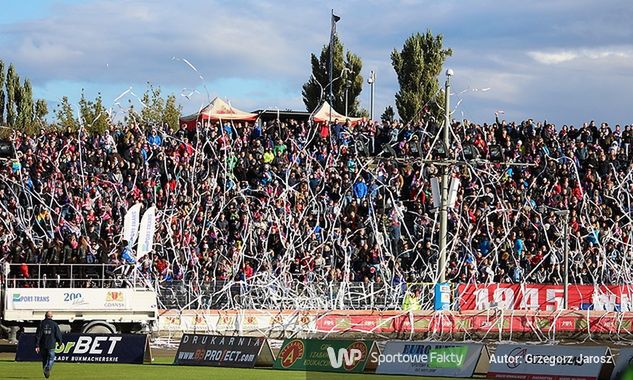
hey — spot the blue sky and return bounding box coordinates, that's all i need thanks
[1,0,632,126]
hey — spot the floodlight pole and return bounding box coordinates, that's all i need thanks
[328,9,335,126]
[345,81,350,118]
[438,70,452,284]
[562,210,570,309]
[368,71,376,121]
[539,207,570,309]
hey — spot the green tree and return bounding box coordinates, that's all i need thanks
[356,107,369,119]
[18,79,35,134]
[163,94,182,131]
[302,35,364,116]
[391,30,452,123]
[55,96,79,131]
[5,64,17,127]
[140,84,165,128]
[34,99,48,123]
[138,84,181,131]
[0,60,5,124]
[381,106,395,123]
[79,90,109,135]
[0,61,41,133]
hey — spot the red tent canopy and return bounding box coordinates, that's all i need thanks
[180,97,258,129]
[312,101,363,126]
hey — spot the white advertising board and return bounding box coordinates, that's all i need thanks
[8,288,144,311]
[376,341,488,377]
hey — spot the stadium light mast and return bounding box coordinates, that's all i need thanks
[343,67,352,118]
[367,70,376,121]
[438,69,453,284]
[539,206,570,309]
[562,210,570,309]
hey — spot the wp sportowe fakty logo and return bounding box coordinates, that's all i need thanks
[326,342,368,370]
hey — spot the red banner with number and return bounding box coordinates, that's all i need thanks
[457,283,633,311]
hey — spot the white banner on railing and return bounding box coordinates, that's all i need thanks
[137,206,156,258]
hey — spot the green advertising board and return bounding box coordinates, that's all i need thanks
[273,339,376,373]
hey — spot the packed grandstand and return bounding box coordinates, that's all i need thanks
[1,112,632,309]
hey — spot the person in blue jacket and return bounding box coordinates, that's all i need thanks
[353,177,368,199]
[35,311,62,379]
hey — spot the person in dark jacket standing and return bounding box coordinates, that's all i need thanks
[35,311,62,379]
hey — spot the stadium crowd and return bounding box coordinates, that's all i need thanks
[1,112,633,296]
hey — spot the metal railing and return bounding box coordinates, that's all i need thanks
[2,263,153,290]
[1,263,435,310]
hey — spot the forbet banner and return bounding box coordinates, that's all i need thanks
[174,334,273,368]
[273,339,377,373]
[488,344,614,380]
[376,341,488,377]
[16,333,149,364]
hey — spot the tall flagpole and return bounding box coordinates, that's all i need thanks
[328,9,335,125]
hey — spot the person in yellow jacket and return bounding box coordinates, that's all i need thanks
[402,287,422,311]
[263,149,275,164]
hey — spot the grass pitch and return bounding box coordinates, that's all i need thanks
[0,355,463,380]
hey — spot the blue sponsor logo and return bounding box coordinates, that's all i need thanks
[12,294,50,303]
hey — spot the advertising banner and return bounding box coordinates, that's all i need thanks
[273,339,377,373]
[16,333,149,364]
[434,283,451,311]
[173,334,273,368]
[376,341,488,377]
[8,289,132,311]
[488,344,613,380]
[458,284,633,311]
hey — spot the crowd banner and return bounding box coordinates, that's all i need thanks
[612,348,633,380]
[173,334,273,368]
[488,344,614,380]
[122,203,142,246]
[273,339,378,373]
[376,341,488,377]
[16,333,150,364]
[137,206,156,259]
[458,284,633,311]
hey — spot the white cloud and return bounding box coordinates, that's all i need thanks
[528,47,633,65]
[528,51,577,64]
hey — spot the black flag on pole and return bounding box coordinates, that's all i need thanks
[332,13,340,35]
